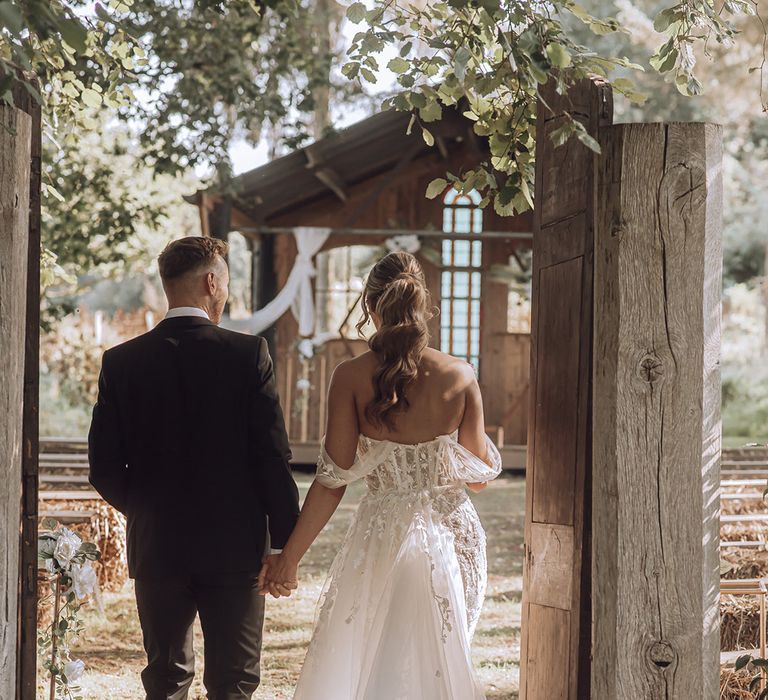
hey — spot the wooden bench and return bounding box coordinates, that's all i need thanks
[721,578,768,675]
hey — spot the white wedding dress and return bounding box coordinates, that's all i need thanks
[293,431,502,700]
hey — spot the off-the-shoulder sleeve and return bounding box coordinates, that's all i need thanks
[315,437,393,489]
[442,434,503,483]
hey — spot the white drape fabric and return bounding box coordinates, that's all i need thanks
[294,432,502,700]
[222,227,331,336]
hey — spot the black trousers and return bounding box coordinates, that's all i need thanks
[134,573,265,700]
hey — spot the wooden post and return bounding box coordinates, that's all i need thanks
[520,76,611,700]
[19,84,42,700]
[592,123,721,698]
[0,99,32,699]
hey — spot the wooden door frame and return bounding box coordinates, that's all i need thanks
[15,84,42,700]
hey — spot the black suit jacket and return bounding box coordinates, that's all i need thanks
[88,316,300,579]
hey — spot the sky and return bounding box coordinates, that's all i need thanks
[227,2,400,176]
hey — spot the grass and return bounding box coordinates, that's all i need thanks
[55,473,523,699]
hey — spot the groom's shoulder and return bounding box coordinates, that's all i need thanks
[210,326,265,351]
[101,330,155,364]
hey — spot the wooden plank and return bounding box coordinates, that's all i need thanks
[526,523,573,610]
[722,513,768,523]
[39,491,100,501]
[38,511,95,524]
[524,604,570,700]
[0,101,32,700]
[591,122,722,698]
[18,80,41,700]
[531,255,582,526]
[40,474,90,485]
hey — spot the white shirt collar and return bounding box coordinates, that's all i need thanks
[164,306,210,321]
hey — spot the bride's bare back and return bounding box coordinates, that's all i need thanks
[324,346,489,473]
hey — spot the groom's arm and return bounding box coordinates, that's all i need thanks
[88,352,129,514]
[249,337,300,550]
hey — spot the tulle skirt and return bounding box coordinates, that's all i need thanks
[293,488,486,700]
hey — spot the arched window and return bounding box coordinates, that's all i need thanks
[440,188,482,370]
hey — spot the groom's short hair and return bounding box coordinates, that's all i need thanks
[158,236,229,281]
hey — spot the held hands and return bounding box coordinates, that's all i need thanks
[258,553,299,598]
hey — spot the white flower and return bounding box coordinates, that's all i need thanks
[296,378,311,392]
[64,658,85,683]
[384,234,420,254]
[70,562,98,600]
[53,529,82,569]
[44,559,56,574]
[297,339,314,359]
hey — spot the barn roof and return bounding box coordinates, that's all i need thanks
[193,107,475,224]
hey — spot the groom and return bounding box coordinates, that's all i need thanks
[88,236,300,699]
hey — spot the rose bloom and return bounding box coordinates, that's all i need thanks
[64,658,85,683]
[70,562,98,600]
[53,529,82,568]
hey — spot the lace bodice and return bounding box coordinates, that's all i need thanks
[315,431,502,494]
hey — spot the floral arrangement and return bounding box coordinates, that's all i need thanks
[38,519,101,700]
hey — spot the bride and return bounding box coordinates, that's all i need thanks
[260,251,501,699]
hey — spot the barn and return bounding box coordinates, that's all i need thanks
[188,107,533,467]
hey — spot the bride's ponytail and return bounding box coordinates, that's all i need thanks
[356,252,432,430]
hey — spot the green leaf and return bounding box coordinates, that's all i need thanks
[576,129,601,154]
[653,9,679,33]
[454,46,472,81]
[426,178,448,199]
[519,177,534,210]
[387,57,410,74]
[735,654,753,671]
[0,1,23,35]
[360,67,376,83]
[59,17,89,54]
[422,127,434,147]
[546,43,572,69]
[419,99,442,123]
[650,48,678,74]
[81,89,102,109]
[347,2,366,23]
[550,122,574,147]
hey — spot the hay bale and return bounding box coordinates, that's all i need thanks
[721,595,762,651]
[722,497,768,516]
[722,548,768,580]
[720,666,759,700]
[722,522,768,543]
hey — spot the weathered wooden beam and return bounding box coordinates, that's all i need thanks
[18,85,42,700]
[592,122,722,699]
[0,100,32,700]
[305,144,348,203]
[520,75,611,700]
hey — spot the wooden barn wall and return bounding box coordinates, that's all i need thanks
[263,144,532,446]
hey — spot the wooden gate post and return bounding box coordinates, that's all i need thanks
[520,76,612,700]
[592,123,722,697]
[0,99,32,698]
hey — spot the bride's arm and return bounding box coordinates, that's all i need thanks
[458,371,492,493]
[260,362,360,595]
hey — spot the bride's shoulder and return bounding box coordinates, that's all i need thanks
[330,351,377,387]
[421,348,475,383]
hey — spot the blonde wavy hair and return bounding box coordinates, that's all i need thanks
[356,251,432,430]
